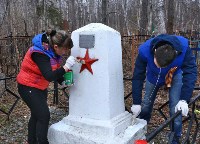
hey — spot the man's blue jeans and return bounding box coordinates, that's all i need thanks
[139,72,183,143]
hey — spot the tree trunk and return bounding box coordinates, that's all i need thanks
[102,0,107,25]
[147,0,153,34]
[71,0,76,31]
[166,0,174,34]
[140,0,148,35]
[154,0,166,35]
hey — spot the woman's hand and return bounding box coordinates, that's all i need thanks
[63,56,76,71]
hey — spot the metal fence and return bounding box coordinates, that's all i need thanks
[0,35,32,76]
[0,33,200,143]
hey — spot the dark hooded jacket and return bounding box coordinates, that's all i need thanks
[132,34,197,104]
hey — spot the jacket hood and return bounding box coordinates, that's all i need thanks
[150,34,183,52]
[31,33,57,58]
[32,33,44,50]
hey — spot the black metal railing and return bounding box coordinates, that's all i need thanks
[123,76,200,143]
[0,76,20,120]
[47,81,70,107]
[0,77,69,120]
[146,110,182,144]
[146,92,200,143]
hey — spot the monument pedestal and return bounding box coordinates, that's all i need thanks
[48,115,146,144]
[48,23,147,144]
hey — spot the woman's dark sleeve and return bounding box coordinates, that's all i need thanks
[32,52,65,83]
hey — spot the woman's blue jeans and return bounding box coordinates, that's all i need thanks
[139,72,183,143]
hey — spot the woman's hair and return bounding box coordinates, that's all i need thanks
[154,44,177,67]
[46,29,73,49]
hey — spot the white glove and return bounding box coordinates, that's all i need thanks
[175,100,189,116]
[64,56,76,70]
[131,105,141,117]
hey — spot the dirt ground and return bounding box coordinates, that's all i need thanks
[0,46,200,144]
[0,73,200,144]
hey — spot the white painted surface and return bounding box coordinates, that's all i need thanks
[63,111,132,138]
[48,23,147,144]
[48,118,146,144]
[70,23,124,120]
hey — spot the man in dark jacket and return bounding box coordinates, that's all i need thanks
[131,34,197,144]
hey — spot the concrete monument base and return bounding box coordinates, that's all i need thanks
[48,112,147,144]
[48,23,147,144]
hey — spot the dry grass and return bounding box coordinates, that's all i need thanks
[0,42,200,144]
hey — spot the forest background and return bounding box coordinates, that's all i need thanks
[0,0,200,144]
[0,0,199,37]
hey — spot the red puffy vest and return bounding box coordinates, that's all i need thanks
[17,47,62,90]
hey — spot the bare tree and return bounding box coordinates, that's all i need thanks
[140,0,148,34]
[70,0,76,31]
[1,0,200,37]
[121,0,131,35]
[166,0,174,34]
[147,0,153,34]
[102,0,107,25]
[154,0,166,34]
[7,0,12,35]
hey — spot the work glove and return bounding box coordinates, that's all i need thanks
[131,104,141,117]
[64,56,76,70]
[175,100,189,116]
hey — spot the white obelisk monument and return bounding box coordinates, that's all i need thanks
[48,23,147,144]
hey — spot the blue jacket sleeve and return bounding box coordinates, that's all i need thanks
[180,47,197,102]
[132,54,147,105]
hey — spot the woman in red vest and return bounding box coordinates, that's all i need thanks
[17,30,76,144]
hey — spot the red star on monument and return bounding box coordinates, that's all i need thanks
[77,49,98,74]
